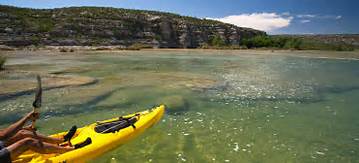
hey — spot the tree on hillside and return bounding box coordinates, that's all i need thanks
[209,35,226,47]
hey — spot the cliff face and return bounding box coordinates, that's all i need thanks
[0,5,265,48]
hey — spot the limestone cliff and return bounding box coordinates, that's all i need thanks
[0,5,266,48]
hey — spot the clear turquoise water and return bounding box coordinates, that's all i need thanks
[1,51,359,162]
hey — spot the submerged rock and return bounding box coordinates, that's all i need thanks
[157,95,189,114]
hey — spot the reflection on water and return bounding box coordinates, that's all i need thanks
[1,51,359,162]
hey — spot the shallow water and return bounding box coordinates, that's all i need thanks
[1,50,359,162]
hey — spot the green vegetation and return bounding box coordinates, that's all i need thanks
[202,35,356,51]
[209,35,226,47]
[240,36,302,49]
[298,39,355,51]
[0,55,6,70]
[239,35,355,51]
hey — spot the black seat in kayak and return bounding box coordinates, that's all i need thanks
[94,117,138,133]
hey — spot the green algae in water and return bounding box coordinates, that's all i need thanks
[0,51,359,162]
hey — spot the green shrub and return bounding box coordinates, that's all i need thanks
[154,35,162,41]
[283,38,302,50]
[251,36,273,47]
[333,44,355,51]
[241,35,326,50]
[0,55,6,70]
[209,35,226,47]
[298,40,355,51]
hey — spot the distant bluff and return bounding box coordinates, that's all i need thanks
[0,5,265,48]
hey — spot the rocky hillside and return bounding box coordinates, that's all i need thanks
[0,5,265,48]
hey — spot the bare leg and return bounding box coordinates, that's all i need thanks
[6,137,73,160]
[0,111,38,140]
[5,129,63,146]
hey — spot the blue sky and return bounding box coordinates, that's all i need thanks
[0,0,358,34]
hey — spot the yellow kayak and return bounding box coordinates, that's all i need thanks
[13,105,165,163]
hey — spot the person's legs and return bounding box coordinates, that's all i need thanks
[5,129,63,146]
[6,137,73,160]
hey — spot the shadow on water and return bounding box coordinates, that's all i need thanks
[0,79,98,102]
[316,85,359,94]
[0,87,124,124]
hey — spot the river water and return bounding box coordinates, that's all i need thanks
[0,50,358,162]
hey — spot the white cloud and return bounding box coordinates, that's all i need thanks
[320,15,342,19]
[296,14,342,24]
[297,14,316,18]
[209,13,293,32]
[297,14,342,20]
[300,19,311,23]
[281,12,291,16]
